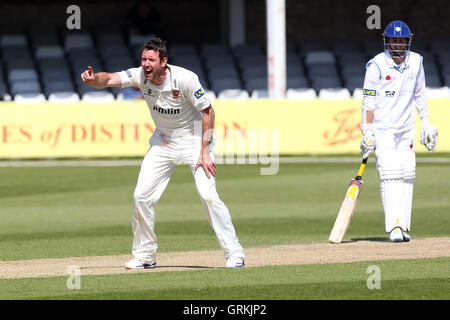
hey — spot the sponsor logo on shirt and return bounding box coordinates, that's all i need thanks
[194,88,205,99]
[363,89,376,96]
[385,90,396,97]
[152,105,180,115]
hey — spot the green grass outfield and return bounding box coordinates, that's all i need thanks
[0,160,449,300]
[1,258,449,300]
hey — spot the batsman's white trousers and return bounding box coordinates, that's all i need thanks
[375,128,416,233]
[131,130,245,264]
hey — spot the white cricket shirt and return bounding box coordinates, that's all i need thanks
[362,50,429,133]
[119,64,211,137]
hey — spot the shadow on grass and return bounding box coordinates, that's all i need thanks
[348,237,389,243]
[80,265,216,271]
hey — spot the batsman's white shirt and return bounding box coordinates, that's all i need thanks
[118,64,245,264]
[119,64,210,137]
[362,50,429,133]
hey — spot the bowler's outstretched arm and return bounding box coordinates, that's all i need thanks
[80,66,122,88]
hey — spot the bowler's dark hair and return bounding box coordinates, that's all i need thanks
[142,38,168,61]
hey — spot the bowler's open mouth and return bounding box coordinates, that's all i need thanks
[144,68,152,77]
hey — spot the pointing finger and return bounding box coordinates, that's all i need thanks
[88,66,93,75]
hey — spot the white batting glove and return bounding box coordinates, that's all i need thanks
[360,124,376,158]
[420,124,438,152]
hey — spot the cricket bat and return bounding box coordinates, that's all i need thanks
[329,156,369,244]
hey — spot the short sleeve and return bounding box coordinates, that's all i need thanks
[118,67,142,89]
[362,61,382,111]
[182,73,211,111]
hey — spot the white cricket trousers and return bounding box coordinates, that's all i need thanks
[131,130,245,264]
[375,128,416,233]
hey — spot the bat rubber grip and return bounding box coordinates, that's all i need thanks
[355,157,368,180]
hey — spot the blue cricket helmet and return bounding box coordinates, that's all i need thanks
[384,20,412,38]
[383,20,413,58]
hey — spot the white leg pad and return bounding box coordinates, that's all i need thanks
[402,150,415,232]
[382,179,407,232]
[402,180,414,231]
[377,150,406,233]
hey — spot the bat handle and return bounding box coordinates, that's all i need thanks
[355,156,369,180]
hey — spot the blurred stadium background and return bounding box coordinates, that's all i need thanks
[0,1,449,301]
[0,0,449,158]
[0,0,449,102]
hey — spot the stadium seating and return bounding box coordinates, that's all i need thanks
[29,26,60,47]
[426,87,450,98]
[64,33,94,51]
[0,34,27,48]
[0,81,10,101]
[304,51,336,66]
[352,88,363,99]
[287,76,309,89]
[310,76,342,91]
[48,92,80,103]
[244,77,267,92]
[209,78,243,95]
[82,91,115,103]
[298,41,328,57]
[205,90,217,101]
[318,88,351,100]
[169,44,198,57]
[0,24,447,102]
[344,75,364,93]
[331,41,363,56]
[10,81,41,97]
[14,92,46,103]
[430,40,450,55]
[425,75,443,88]
[286,88,317,100]
[94,29,127,48]
[232,43,264,57]
[35,45,65,60]
[43,80,76,97]
[364,41,381,58]
[7,69,39,82]
[251,89,269,99]
[217,89,249,100]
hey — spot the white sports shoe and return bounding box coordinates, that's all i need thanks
[389,227,404,242]
[401,230,411,242]
[226,257,245,268]
[125,258,157,269]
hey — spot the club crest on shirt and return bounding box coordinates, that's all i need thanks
[172,89,180,98]
[143,88,155,97]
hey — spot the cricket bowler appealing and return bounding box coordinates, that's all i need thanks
[81,38,245,268]
[360,21,438,242]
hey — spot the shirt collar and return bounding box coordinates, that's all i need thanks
[383,50,410,71]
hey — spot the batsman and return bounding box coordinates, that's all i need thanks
[360,20,438,242]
